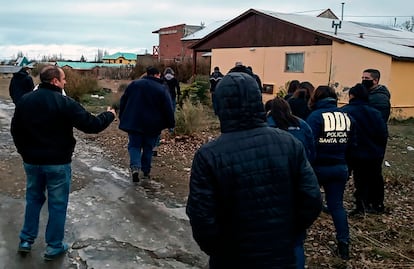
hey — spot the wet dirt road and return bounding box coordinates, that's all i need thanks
[0,97,207,269]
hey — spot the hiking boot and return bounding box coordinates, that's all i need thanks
[18,241,32,253]
[152,150,158,157]
[337,241,350,260]
[131,168,140,183]
[369,204,386,214]
[44,243,69,261]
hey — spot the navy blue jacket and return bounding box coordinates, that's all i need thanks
[118,76,175,136]
[306,98,354,166]
[11,83,115,165]
[267,115,315,162]
[342,99,388,160]
[186,72,321,269]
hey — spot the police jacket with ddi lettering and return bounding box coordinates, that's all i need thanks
[306,98,354,166]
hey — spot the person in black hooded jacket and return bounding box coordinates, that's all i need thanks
[9,66,35,104]
[186,71,322,269]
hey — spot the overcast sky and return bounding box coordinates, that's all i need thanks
[0,0,412,61]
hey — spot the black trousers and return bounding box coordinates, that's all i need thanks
[351,157,384,210]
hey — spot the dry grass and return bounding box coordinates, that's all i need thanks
[305,122,414,268]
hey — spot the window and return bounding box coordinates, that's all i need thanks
[285,52,304,72]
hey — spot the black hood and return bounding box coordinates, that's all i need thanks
[214,72,266,133]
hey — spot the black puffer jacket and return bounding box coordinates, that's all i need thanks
[186,72,322,269]
[368,85,391,123]
[11,83,115,165]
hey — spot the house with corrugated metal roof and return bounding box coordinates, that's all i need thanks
[102,52,137,65]
[190,8,414,119]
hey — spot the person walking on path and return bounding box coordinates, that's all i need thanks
[119,66,175,183]
[11,65,116,261]
[284,80,300,100]
[186,71,322,269]
[209,66,224,112]
[342,84,388,215]
[306,85,354,260]
[163,67,180,112]
[288,81,315,120]
[9,65,35,105]
[266,96,315,268]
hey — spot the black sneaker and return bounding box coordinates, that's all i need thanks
[337,242,350,260]
[18,241,32,253]
[152,150,158,157]
[44,243,68,261]
[131,168,140,183]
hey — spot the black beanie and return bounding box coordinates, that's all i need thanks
[349,83,369,101]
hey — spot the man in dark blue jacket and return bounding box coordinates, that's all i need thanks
[186,71,322,269]
[11,65,116,260]
[119,67,175,183]
[342,84,388,214]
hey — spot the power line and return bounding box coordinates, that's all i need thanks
[345,15,413,18]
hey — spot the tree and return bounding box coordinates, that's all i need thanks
[400,17,413,31]
[96,49,103,62]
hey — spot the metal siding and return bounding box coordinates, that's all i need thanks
[194,14,332,51]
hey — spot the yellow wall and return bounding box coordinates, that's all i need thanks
[212,46,331,88]
[330,41,391,104]
[211,44,414,118]
[389,61,414,119]
[211,46,332,102]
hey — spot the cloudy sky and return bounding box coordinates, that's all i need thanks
[0,0,412,61]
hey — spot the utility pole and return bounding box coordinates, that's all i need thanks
[341,2,345,21]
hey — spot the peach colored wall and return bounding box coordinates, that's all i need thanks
[330,41,391,104]
[389,61,414,119]
[211,44,414,118]
[211,46,332,102]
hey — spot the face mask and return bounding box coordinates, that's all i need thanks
[362,79,374,89]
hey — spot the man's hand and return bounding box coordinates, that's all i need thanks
[107,106,116,117]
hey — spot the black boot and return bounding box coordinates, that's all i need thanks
[337,241,350,260]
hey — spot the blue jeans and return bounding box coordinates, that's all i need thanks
[294,231,306,269]
[128,133,158,175]
[20,163,71,249]
[314,165,350,243]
